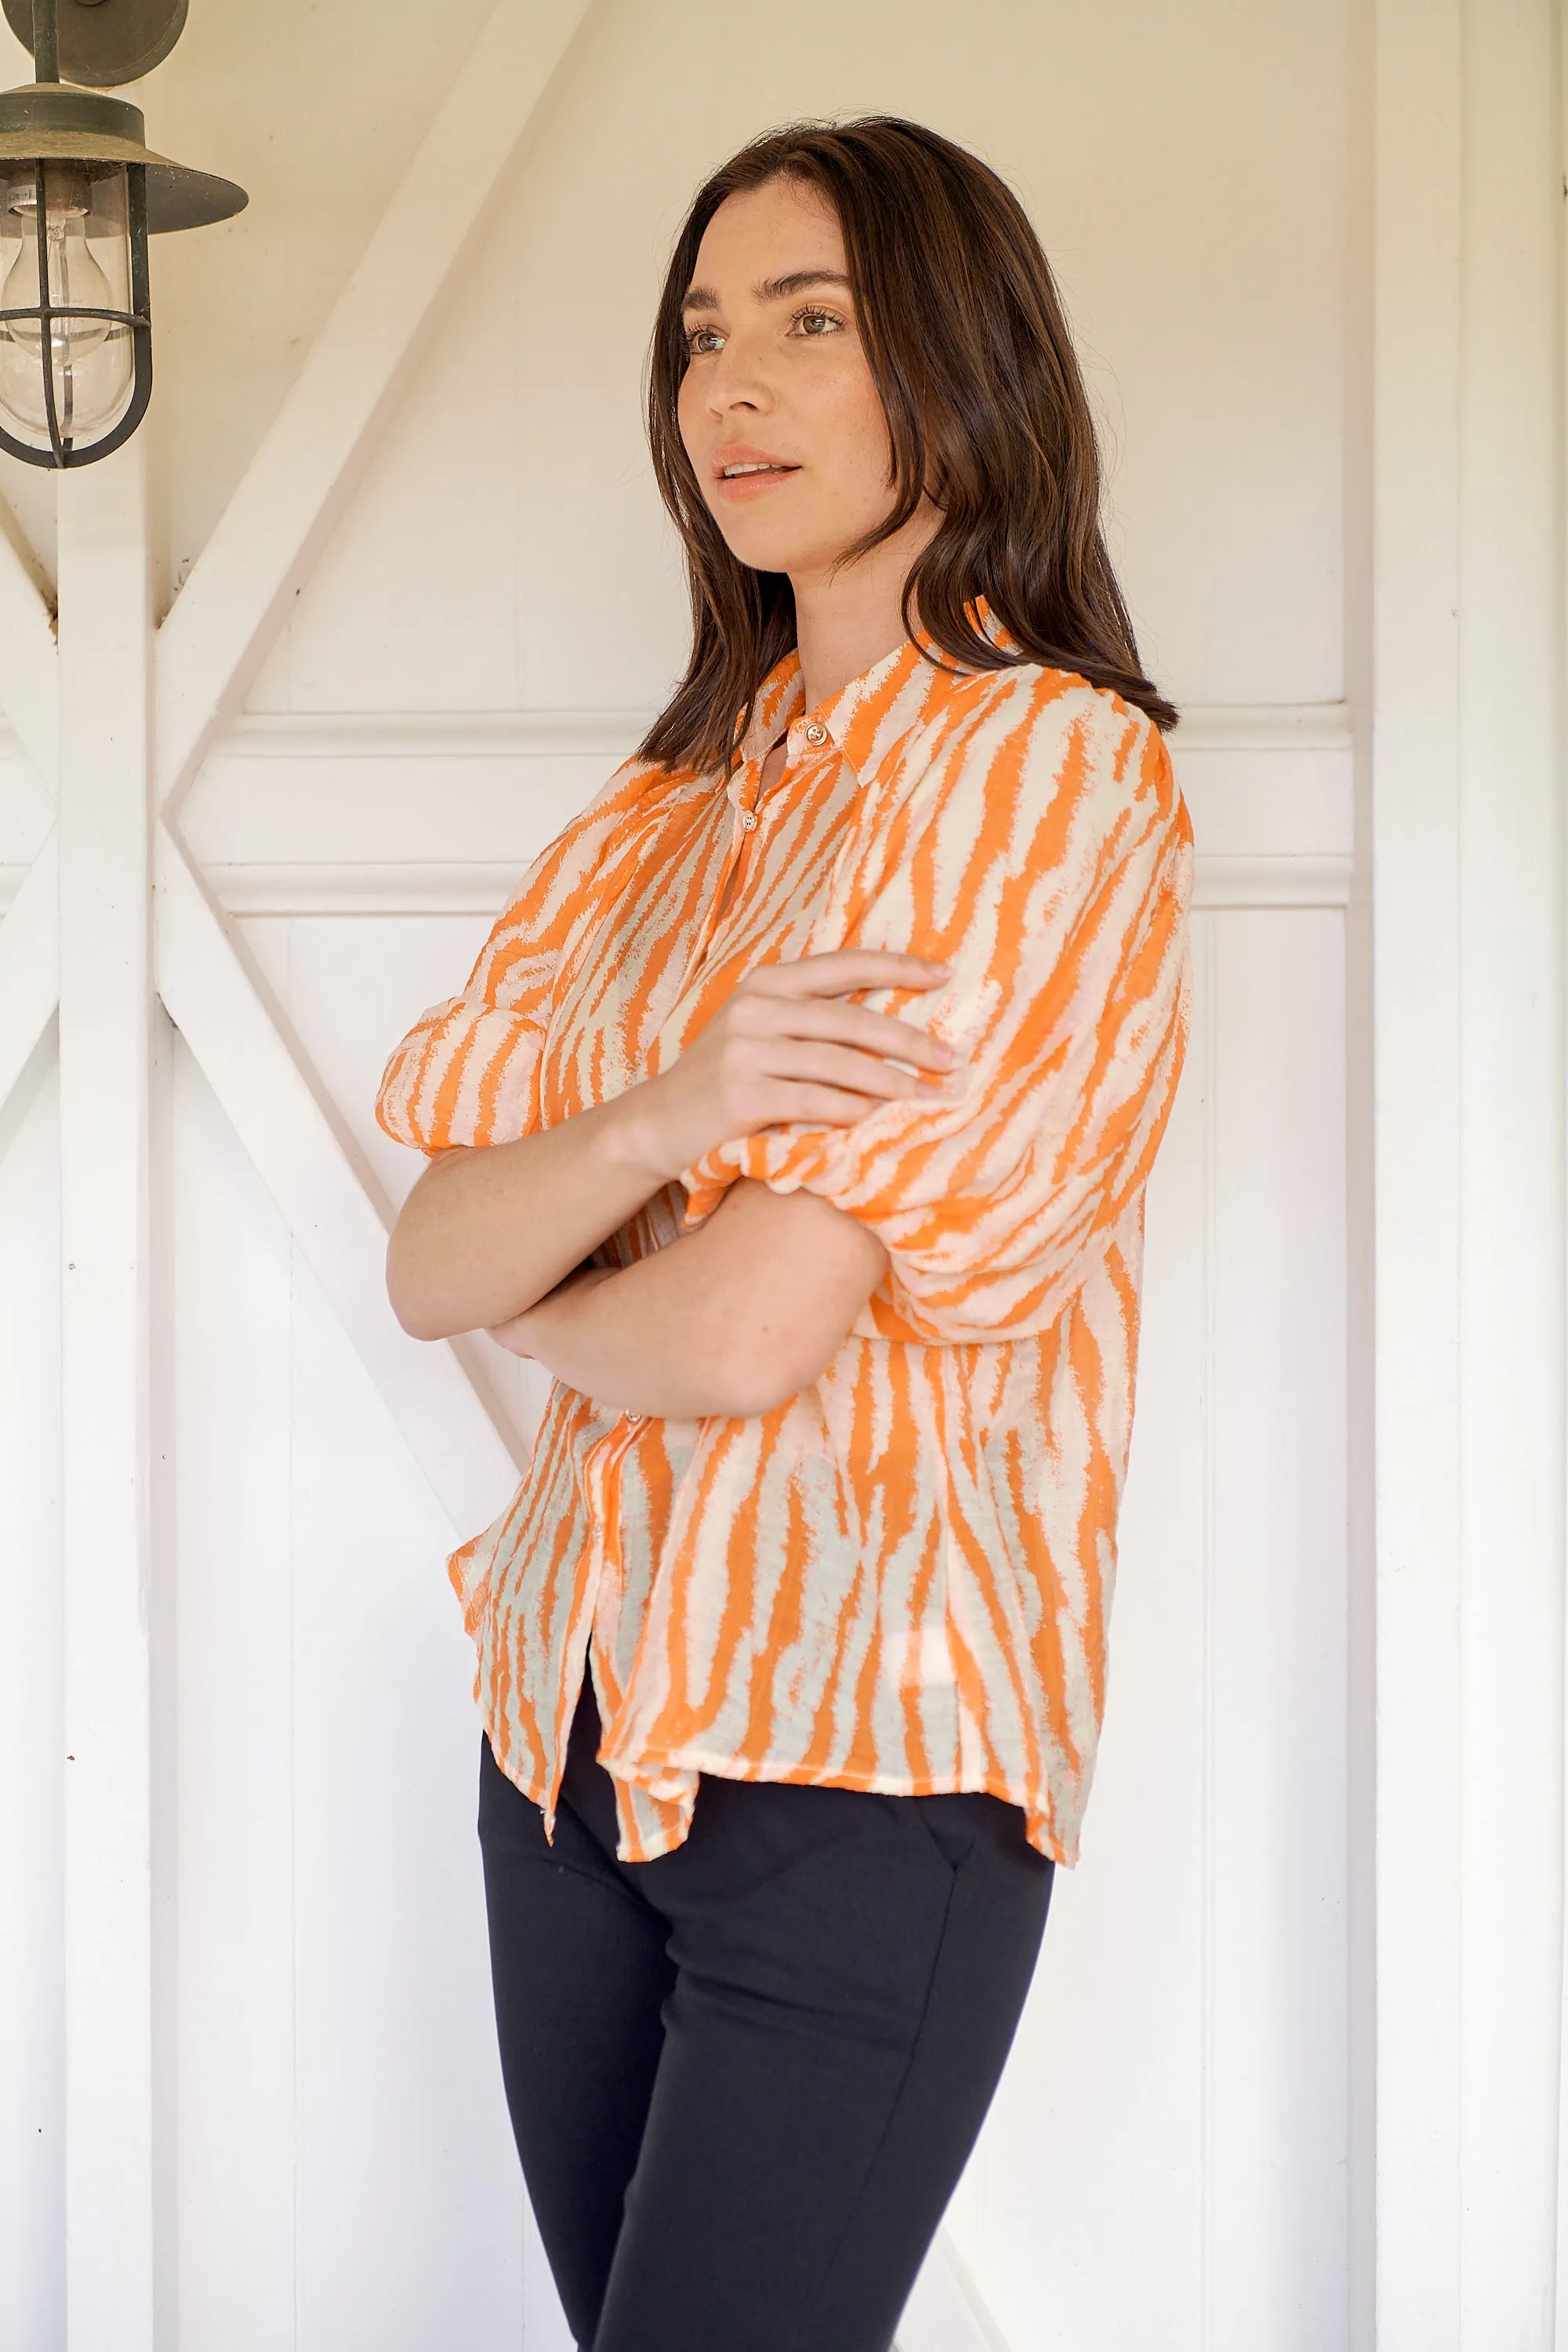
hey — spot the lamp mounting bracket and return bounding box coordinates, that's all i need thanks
[3,0,188,89]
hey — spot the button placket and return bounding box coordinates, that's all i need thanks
[726,760,762,836]
[729,739,779,837]
[684,756,761,978]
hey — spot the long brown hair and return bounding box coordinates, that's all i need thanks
[640,115,1176,774]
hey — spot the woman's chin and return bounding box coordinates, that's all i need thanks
[713,524,806,576]
[714,525,863,586]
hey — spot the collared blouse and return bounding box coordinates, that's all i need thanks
[376,633,1193,1866]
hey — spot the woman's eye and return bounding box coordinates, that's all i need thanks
[793,307,844,339]
[684,325,724,356]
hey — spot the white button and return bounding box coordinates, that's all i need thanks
[625,1412,644,1426]
[739,809,757,831]
[804,720,827,745]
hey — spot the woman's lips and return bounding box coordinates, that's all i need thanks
[712,462,800,502]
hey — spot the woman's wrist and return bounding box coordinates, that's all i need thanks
[595,1073,688,1192]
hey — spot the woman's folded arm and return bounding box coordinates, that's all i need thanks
[485,1178,888,1421]
[384,1091,676,1344]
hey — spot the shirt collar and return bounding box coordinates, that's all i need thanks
[735,601,1011,782]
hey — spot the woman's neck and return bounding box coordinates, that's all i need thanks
[789,505,941,712]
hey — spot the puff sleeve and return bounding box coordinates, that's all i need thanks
[677,678,1193,1345]
[375,760,648,1152]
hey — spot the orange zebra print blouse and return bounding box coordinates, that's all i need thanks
[376,629,1194,1866]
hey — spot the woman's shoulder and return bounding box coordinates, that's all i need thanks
[944,655,1163,743]
[927,658,1178,822]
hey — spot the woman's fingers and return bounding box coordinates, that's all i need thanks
[746,949,949,1001]
[736,990,957,1075]
[785,999,956,1071]
[762,1082,904,1127]
[767,1038,961,1101]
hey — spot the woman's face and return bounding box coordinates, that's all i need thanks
[677,176,906,584]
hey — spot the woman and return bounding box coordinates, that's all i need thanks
[378,116,1192,2352]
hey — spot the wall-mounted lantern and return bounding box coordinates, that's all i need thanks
[0,0,244,466]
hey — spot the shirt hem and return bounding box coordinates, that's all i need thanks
[597,1744,1076,1868]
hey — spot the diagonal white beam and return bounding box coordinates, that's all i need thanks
[0,521,58,792]
[154,0,593,815]
[154,827,524,1531]
[0,826,59,1120]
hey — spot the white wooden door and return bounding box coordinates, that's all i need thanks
[4,3,1561,2349]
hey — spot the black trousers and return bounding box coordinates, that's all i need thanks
[477,1676,1054,2352]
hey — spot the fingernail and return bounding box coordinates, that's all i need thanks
[932,1040,954,1065]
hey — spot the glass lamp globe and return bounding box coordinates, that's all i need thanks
[0,159,136,445]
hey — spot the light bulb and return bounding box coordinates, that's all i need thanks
[0,164,133,445]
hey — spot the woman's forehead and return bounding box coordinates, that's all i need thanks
[689,178,846,292]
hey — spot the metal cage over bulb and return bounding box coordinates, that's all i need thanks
[0,0,245,467]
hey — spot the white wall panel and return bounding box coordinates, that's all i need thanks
[1206,911,1348,2347]
[170,1039,528,2349]
[171,1031,297,2352]
[233,910,550,1441]
[287,1256,523,2352]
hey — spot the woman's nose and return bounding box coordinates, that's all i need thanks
[706,335,772,416]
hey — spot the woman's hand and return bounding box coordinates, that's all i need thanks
[612,949,961,1187]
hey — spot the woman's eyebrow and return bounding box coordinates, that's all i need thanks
[754,268,852,303]
[681,268,852,313]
